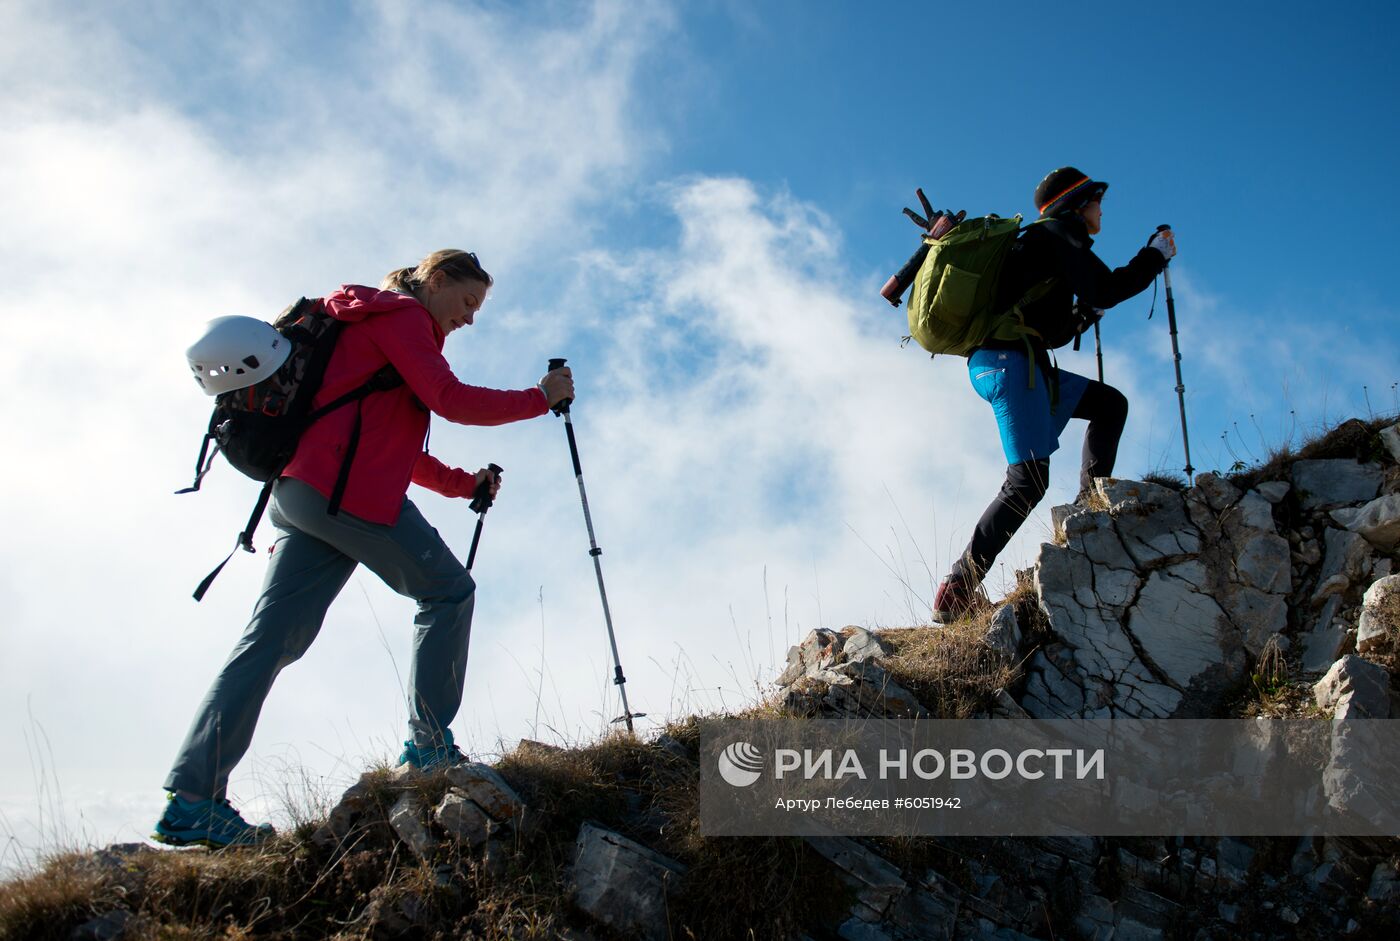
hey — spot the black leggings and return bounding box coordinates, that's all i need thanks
[953,381,1128,583]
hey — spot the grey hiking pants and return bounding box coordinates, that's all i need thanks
[165,477,475,801]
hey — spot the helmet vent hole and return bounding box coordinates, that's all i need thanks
[242,355,260,369]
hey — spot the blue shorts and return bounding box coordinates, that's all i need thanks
[968,348,1090,465]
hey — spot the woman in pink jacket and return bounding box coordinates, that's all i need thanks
[157,249,573,848]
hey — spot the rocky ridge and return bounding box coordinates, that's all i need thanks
[14,419,1400,941]
[763,420,1400,939]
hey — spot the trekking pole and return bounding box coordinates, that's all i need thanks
[546,358,643,731]
[464,463,503,572]
[1156,224,1195,483]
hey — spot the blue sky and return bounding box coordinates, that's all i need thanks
[1,0,1396,867]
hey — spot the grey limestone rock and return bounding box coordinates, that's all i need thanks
[777,628,844,686]
[1302,594,1346,673]
[1021,649,1088,719]
[1357,574,1400,655]
[1192,472,1242,512]
[1234,531,1292,594]
[989,687,1030,718]
[887,887,958,939]
[1116,500,1202,567]
[1095,477,1185,511]
[444,762,525,823]
[435,790,495,848]
[571,823,686,941]
[1322,689,1400,829]
[1029,477,1271,719]
[1074,894,1115,939]
[824,660,931,718]
[1330,493,1400,550]
[1292,459,1383,509]
[312,772,392,850]
[1378,422,1400,461]
[1049,501,1085,536]
[778,626,892,686]
[1312,528,1374,603]
[1314,655,1392,717]
[841,625,892,664]
[1126,563,1229,688]
[1220,582,1289,657]
[807,835,908,917]
[1230,490,1277,534]
[389,792,437,859]
[1368,860,1399,902]
[983,605,1021,662]
[1255,480,1291,504]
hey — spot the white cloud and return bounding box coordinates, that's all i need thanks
[0,0,682,868]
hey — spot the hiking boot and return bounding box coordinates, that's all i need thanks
[932,575,978,625]
[398,728,467,772]
[153,793,274,848]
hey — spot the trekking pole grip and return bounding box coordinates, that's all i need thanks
[1155,223,1172,264]
[469,462,504,513]
[547,357,572,415]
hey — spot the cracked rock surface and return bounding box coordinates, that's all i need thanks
[1024,475,1272,718]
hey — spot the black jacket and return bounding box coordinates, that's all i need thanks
[989,214,1166,352]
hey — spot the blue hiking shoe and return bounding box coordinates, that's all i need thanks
[398,728,467,771]
[152,793,274,848]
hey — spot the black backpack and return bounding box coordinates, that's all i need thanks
[179,297,403,599]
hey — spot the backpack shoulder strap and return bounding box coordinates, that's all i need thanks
[313,365,405,517]
[192,478,275,601]
[304,365,404,424]
[175,407,223,495]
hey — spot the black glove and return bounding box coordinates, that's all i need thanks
[1071,302,1104,350]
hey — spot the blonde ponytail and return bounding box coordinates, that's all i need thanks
[380,250,492,295]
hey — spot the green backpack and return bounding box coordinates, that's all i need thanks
[905,213,1052,359]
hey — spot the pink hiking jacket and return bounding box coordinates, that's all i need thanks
[281,285,548,525]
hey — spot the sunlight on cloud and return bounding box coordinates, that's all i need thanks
[0,0,680,866]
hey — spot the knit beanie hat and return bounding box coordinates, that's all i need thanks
[1034,167,1109,218]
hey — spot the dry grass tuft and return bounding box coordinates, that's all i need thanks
[1004,568,1051,638]
[0,852,110,941]
[1227,414,1398,490]
[879,612,1017,718]
[1241,682,1319,720]
[1249,635,1288,706]
[1140,470,1188,492]
[1236,636,1324,720]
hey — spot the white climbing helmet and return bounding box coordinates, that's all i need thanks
[186,316,292,395]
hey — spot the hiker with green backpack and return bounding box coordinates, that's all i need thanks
[156,249,574,848]
[909,168,1176,623]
